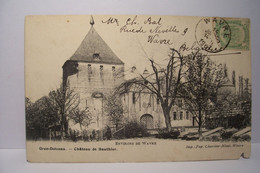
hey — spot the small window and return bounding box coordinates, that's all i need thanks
[186,111,189,120]
[100,65,104,84]
[112,66,116,78]
[88,64,92,74]
[173,112,177,120]
[180,112,183,120]
[132,92,136,104]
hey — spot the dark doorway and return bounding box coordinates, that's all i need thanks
[140,114,154,129]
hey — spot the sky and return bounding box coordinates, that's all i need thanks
[25,15,251,102]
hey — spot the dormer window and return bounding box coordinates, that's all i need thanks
[131,66,136,72]
[93,53,100,61]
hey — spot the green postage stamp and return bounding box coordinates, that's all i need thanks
[225,19,250,50]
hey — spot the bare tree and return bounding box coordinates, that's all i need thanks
[47,85,80,140]
[181,52,227,138]
[117,48,186,132]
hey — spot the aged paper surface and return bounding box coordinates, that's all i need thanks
[25,15,251,162]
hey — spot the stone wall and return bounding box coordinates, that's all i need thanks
[122,91,195,129]
[64,61,124,130]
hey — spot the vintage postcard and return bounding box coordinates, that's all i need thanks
[25,15,251,162]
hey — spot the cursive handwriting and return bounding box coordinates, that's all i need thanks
[144,17,162,25]
[147,34,173,45]
[150,25,179,34]
[179,42,201,52]
[120,25,146,33]
[101,16,190,47]
[125,15,139,26]
[102,17,119,26]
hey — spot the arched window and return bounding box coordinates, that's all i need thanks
[173,112,177,120]
[186,111,189,120]
[180,112,183,120]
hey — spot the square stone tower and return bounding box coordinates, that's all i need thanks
[62,16,124,131]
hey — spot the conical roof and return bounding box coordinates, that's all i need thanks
[70,25,124,65]
[223,78,233,87]
[221,74,234,87]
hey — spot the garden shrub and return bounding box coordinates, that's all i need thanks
[211,135,221,141]
[156,129,180,139]
[124,121,150,138]
[233,134,251,142]
[240,134,251,141]
[221,131,234,140]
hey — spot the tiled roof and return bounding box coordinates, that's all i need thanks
[70,26,124,65]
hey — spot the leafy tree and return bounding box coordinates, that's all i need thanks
[181,52,227,138]
[25,85,80,140]
[25,97,34,135]
[70,107,93,139]
[26,97,36,139]
[235,77,251,128]
[26,96,60,139]
[103,92,125,130]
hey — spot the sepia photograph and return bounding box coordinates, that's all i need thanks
[25,15,251,162]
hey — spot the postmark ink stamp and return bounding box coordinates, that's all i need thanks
[195,17,231,53]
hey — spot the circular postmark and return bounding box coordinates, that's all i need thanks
[195,17,231,53]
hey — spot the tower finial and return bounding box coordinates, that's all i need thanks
[90,15,94,26]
